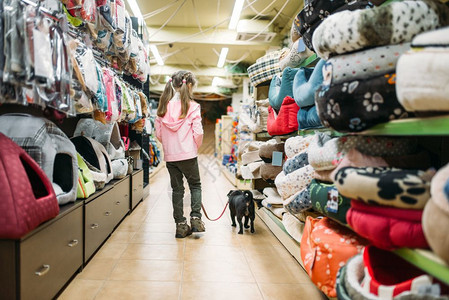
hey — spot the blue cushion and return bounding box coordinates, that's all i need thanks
[293,59,326,107]
[298,106,323,130]
[269,67,299,110]
[268,75,281,109]
[283,152,309,175]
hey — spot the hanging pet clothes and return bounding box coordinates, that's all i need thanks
[346,200,429,250]
[396,27,449,113]
[300,216,368,298]
[334,167,434,209]
[76,152,96,198]
[267,97,300,136]
[71,136,113,184]
[423,163,449,266]
[0,114,78,205]
[296,0,372,51]
[312,0,449,59]
[0,133,59,239]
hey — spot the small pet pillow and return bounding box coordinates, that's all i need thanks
[283,152,309,175]
[284,135,313,159]
[268,68,299,110]
[335,167,434,209]
[293,59,326,108]
[297,105,323,130]
[275,164,315,199]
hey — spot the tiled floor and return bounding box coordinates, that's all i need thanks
[59,152,325,300]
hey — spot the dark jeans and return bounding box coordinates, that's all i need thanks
[166,157,202,223]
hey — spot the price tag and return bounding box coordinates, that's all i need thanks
[272,151,283,167]
[297,39,306,53]
[326,188,339,213]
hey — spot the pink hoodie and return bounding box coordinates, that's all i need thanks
[155,93,203,162]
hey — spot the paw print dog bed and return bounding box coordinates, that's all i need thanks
[347,200,429,250]
[312,0,449,59]
[396,27,449,112]
[334,167,434,209]
[283,186,312,214]
[315,72,409,132]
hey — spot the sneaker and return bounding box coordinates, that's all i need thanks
[175,222,192,238]
[190,217,205,233]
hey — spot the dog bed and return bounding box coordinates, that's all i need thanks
[259,140,285,163]
[347,200,429,250]
[283,187,312,214]
[284,135,313,159]
[283,152,308,175]
[343,254,381,300]
[423,163,449,265]
[111,158,128,179]
[316,71,409,132]
[301,216,368,297]
[268,68,299,111]
[293,59,326,108]
[0,133,59,239]
[263,187,283,205]
[335,260,353,300]
[267,97,300,136]
[396,27,449,112]
[296,0,372,51]
[312,0,449,59]
[326,43,410,86]
[309,179,351,225]
[260,163,283,183]
[76,152,96,199]
[297,106,323,130]
[241,149,262,166]
[74,119,125,160]
[71,136,113,184]
[282,212,305,243]
[279,39,314,71]
[335,167,434,209]
[247,51,282,87]
[313,169,334,183]
[240,161,264,180]
[275,165,315,199]
[307,133,345,171]
[0,114,78,205]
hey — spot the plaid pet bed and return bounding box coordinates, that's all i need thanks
[248,51,282,87]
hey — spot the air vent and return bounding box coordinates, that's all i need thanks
[236,19,276,43]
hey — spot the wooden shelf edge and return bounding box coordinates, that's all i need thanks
[256,207,304,268]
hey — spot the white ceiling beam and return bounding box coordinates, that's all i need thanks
[147,26,281,49]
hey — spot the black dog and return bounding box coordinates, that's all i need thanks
[227,190,255,234]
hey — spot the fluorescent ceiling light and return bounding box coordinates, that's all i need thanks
[217,47,229,68]
[126,0,144,23]
[150,45,164,66]
[212,77,221,86]
[228,0,244,30]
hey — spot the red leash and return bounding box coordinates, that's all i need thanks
[201,201,229,221]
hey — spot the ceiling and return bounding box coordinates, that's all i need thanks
[133,0,303,94]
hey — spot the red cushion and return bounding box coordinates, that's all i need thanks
[267,96,300,136]
[347,200,428,250]
[0,134,59,239]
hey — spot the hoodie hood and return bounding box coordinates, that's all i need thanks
[160,93,200,132]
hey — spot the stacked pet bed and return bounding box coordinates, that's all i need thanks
[261,187,285,219]
[0,114,78,205]
[295,0,372,51]
[301,216,368,298]
[267,96,300,136]
[240,142,264,180]
[258,140,285,182]
[396,27,449,113]
[247,51,282,87]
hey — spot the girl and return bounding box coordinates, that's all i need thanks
[155,71,205,238]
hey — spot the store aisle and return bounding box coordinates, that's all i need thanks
[59,154,325,300]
